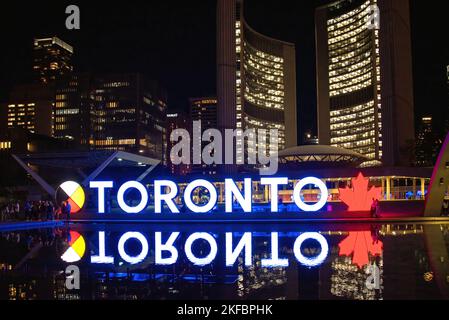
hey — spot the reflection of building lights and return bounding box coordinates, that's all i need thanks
[423,272,434,282]
[293,232,329,267]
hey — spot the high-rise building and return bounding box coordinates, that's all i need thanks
[54,73,167,161]
[33,37,74,84]
[166,112,191,176]
[217,0,297,155]
[5,84,54,136]
[190,97,218,175]
[316,0,415,167]
[54,73,92,144]
[415,117,441,167]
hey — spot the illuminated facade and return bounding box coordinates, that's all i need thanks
[54,73,167,161]
[190,98,218,175]
[33,37,73,84]
[4,84,54,136]
[217,0,297,156]
[316,0,415,167]
[415,117,441,167]
[166,112,191,176]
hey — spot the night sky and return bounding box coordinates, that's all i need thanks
[0,0,448,142]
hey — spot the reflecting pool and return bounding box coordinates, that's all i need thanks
[1,222,449,300]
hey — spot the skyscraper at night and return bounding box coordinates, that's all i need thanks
[190,97,218,175]
[54,73,167,161]
[166,112,191,176]
[33,37,74,84]
[316,0,415,167]
[216,0,298,155]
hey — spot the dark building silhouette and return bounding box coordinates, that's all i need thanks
[316,0,415,167]
[189,97,218,175]
[3,84,54,136]
[33,37,74,84]
[166,111,191,176]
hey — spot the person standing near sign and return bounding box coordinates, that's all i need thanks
[66,201,71,221]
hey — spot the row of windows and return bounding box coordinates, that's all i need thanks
[327,0,371,30]
[328,26,371,52]
[8,103,35,108]
[55,109,79,115]
[330,77,372,97]
[329,64,372,85]
[244,52,284,77]
[243,43,285,110]
[329,55,372,78]
[332,123,376,138]
[92,139,136,146]
[329,40,373,67]
[331,101,374,117]
[331,130,376,145]
[331,114,375,131]
[0,141,12,150]
[329,33,372,60]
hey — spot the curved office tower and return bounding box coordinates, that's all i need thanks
[316,0,415,167]
[217,0,297,155]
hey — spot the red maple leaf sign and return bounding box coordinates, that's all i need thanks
[339,172,382,211]
[338,231,383,268]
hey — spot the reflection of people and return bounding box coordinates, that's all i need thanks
[61,201,71,221]
[370,198,376,217]
[66,201,71,221]
[370,198,380,218]
[442,200,449,217]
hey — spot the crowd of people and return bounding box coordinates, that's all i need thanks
[0,200,59,222]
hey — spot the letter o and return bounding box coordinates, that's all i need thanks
[293,177,328,212]
[183,179,217,213]
[184,233,218,266]
[117,181,148,213]
[118,232,149,264]
[293,232,329,267]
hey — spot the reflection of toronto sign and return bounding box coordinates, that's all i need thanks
[62,231,329,268]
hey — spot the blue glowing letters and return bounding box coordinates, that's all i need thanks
[87,177,329,214]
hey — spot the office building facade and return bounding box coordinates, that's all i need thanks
[5,84,54,136]
[190,97,218,175]
[54,73,167,161]
[217,0,297,155]
[316,0,415,167]
[415,117,440,167]
[33,37,74,84]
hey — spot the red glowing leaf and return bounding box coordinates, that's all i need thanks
[338,231,383,268]
[338,172,382,211]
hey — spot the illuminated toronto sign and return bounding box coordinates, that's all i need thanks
[86,177,329,214]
